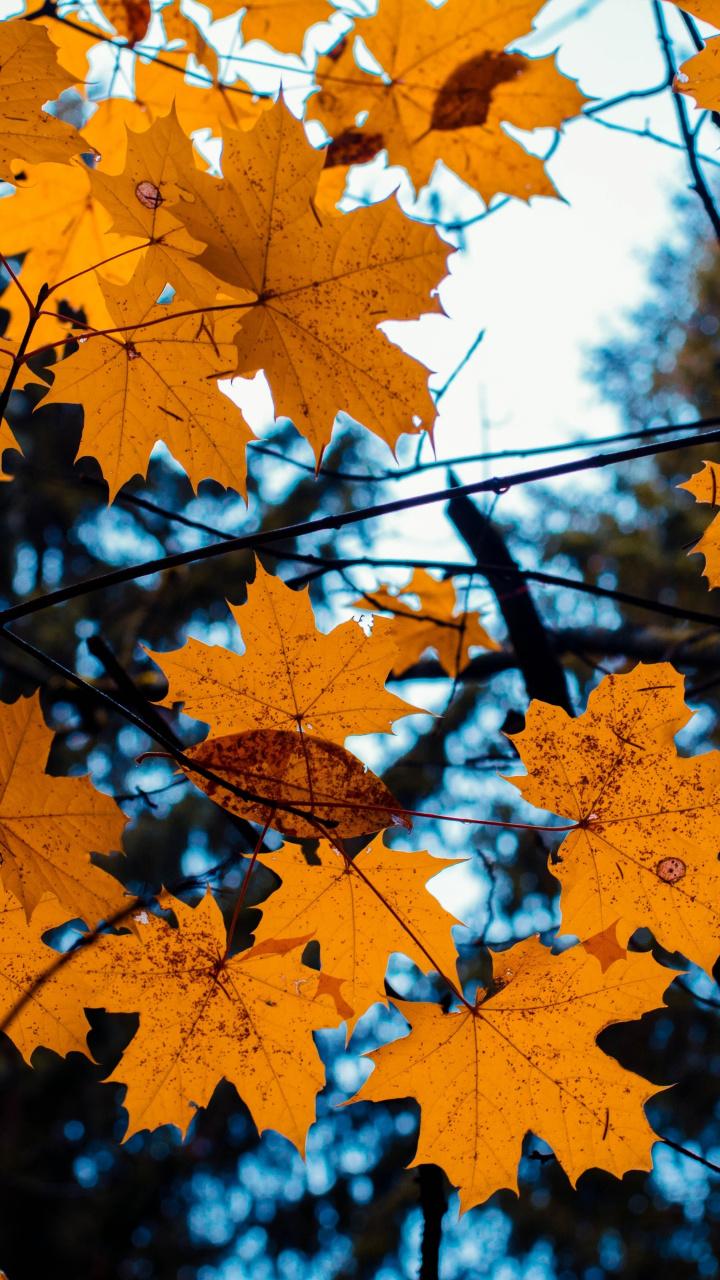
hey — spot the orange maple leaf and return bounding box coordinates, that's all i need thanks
[352,936,676,1210]
[253,836,464,1028]
[0,693,127,925]
[508,662,720,975]
[354,569,499,675]
[0,20,81,177]
[307,0,586,203]
[42,270,254,500]
[678,460,720,588]
[168,102,447,458]
[74,891,347,1147]
[0,887,95,1063]
[149,560,421,745]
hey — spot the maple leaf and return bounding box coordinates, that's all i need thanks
[134,56,262,136]
[169,103,447,458]
[354,569,500,675]
[0,160,132,348]
[508,662,720,975]
[36,13,98,83]
[0,887,95,1063]
[0,693,127,924]
[41,271,254,500]
[0,415,21,481]
[352,936,675,1210]
[678,461,720,587]
[74,891,348,1146]
[149,560,421,744]
[670,1,720,25]
[253,836,463,1028]
[0,19,81,177]
[86,107,219,306]
[239,0,335,50]
[307,0,585,204]
[183,728,410,839]
[0,343,22,479]
[672,3,720,108]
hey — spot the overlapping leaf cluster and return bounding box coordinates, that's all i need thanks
[0,0,718,1225]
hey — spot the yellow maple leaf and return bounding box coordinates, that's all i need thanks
[0,693,127,925]
[0,160,134,348]
[352,936,676,1210]
[508,662,720,975]
[149,559,421,745]
[354,569,500,675]
[86,107,219,306]
[253,836,463,1028]
[37,13,98,83]
[678,460,720,587]
[239,0,335,50]
[672,3,720,108]
[81,57,262,172]
[74,891,347,1146]
[134,54,262,136]
[670,1,720,25]
[41,271,254,500]
[307,0,585,203]
[0,19,81,178]
[0,888,94,1063]
[169,103,446,458]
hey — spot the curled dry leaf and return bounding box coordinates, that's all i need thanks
[508,662,720,975]
[73,891,348,1147]
[352,936,676,1211]
[307,0,586,204]
[150,560,421,745]
[182,728,410,839]
[254,836,464,1027]
[0,693,127,925]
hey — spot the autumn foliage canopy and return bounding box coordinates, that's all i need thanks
[1,0,720,1258]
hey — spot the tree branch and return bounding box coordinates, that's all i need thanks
[4,424,720,626]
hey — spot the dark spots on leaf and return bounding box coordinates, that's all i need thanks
[430,51,526,132]
[126,342,141,360]
[656,857,686,885]
[326,36,348,63]
[326,130,385,168]
[135,180,163,210]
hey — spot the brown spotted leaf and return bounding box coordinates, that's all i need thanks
[183,728,410,838]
